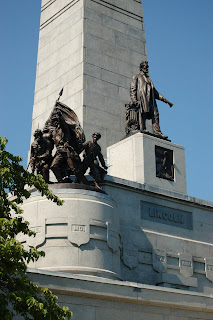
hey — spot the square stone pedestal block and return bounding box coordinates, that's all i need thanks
[107,132,187,194]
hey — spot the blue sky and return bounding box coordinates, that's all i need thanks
[0,1,212,201]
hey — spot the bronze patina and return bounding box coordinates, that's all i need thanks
[30,129,53,183]
[82,133,108,189]
[126,61,173,139]
[30,90,107,189]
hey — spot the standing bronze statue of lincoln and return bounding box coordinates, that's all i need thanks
[129,61,173,138]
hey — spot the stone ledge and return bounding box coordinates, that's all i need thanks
[103,176,213,210]
[156,273,198,288]
[27,268,213,312]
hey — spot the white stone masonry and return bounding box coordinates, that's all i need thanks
[31,0,148,156]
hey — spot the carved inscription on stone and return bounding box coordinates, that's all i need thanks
[141,201,193,230]
[122,242,138,269]
[72,225,86,232]
[33,226,42,233]
[207,265,213,271]
[205,259,213,282]
[68,218,90,247]
[27,219,45,248]
[153,249,167,273]
[179,254,193,277]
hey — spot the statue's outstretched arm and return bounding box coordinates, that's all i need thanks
[154,88,173,108]
[98,150,107,169]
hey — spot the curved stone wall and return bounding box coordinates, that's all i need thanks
[19,185,121,279]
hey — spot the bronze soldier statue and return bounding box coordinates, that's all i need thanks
[31,89,108,189]
[82,133,108,188]
[30,129,53,183]
[129,61,173,138]
[48,109,89,185]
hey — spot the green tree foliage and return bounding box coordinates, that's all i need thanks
[0,137,72,320]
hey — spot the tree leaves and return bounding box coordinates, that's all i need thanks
[0,137,72,319]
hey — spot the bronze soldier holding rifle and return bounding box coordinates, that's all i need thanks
[30,129,53,183]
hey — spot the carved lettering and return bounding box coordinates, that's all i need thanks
[142,201,192,230]
[153,250,167,273]
[156,255,165,262]
[181,260,192,267]
[179,215,184,224]
[72,225,86,232]
[148,208,184,224]
[31,226,41,233]
[207,265,213,271]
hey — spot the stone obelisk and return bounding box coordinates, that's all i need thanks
[31,0,147,155]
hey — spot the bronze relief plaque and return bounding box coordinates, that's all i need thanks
[155,146,174,181]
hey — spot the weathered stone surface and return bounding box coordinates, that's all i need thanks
[122,242,139,269]
[21,188,120,279]
[152,249,167,273]
[156,273,198,288]
[68,218,90,247]
[205,258,213,282]
[107,132,187,194]
[27,269,213,320]
[141,201,193,230]
[30,0,147,157]
[179,254,193,277]
[101,176,213,294]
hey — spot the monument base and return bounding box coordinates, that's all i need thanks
[101,176,213,294]
[107,132,187,194]
[28,268,213,320]
[20,178,213,294]
[20,177,213,318]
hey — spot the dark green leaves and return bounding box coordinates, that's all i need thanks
[0,137,72,319]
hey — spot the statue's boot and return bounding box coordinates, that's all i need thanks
[67,157,89,185]
[141,118,148,132]
[62,176,73,183]
[42,168,50,183]
[74,170,90,185]
[152,118,168,139]
[50,166,63,183]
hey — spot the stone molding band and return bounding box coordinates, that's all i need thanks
[40,0,143,30]
[40,0,80,30]
[122,243,213,284]
[41,0,57,12]
[22,218,120,253]
[38,266,121,279]
[91,0,143,21]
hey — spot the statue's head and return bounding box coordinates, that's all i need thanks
[140,61,149,73]
[52,109,60,127]
[34,129,43,140]
[92,132,101,142]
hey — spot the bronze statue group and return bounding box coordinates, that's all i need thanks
[30,102,107,189]
[30,61,173,187]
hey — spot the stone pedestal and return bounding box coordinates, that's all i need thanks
[19,185,121,279]
[107,132,187,194]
